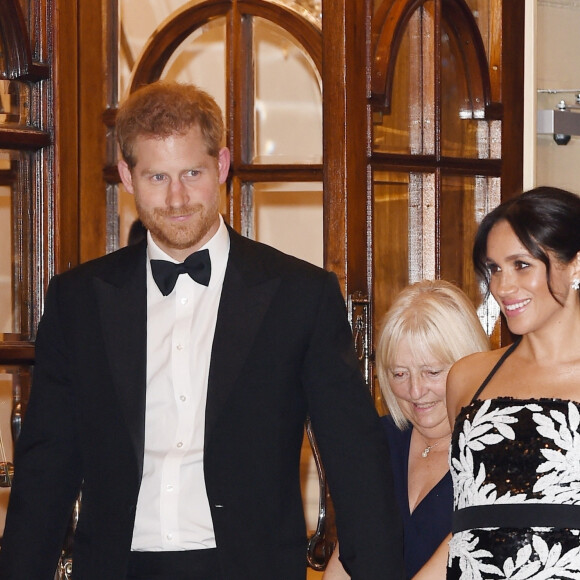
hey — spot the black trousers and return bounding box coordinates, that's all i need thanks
[127,549,221,580]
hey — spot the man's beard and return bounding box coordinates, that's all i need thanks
[137,200,219,252]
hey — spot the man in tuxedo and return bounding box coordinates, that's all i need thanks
[0,81,403,580]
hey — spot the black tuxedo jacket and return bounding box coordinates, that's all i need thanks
[0,227,403,579]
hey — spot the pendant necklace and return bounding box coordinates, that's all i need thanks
[421,434,450,458]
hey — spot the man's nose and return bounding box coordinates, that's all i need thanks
[166,178,189,207]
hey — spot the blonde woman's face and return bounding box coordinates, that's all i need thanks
[388,336,451,438]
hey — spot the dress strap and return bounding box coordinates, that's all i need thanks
[470,336,522,402]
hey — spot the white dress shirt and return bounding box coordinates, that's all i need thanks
[131,216,230,551]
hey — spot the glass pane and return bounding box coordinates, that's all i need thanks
[373,170,413,322]
[440,19,491,159]
[251,182,323,267]
[0,80,31,126]
[0,365,30,532]
[119,0,188,95]
[161,19,226,113]
[373,3,435,155]
[253,18,322,164]
[0,149,33,339]
[0,370,12,532]
[0,27,5,73]
[0,153,14,336]
[440,174,501,338]
[464,0,492,60]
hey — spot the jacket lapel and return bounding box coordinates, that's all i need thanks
[93,242,148,472]
[205,229,281,441]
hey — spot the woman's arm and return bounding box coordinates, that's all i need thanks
[411,533,451,580]
[322,543,351,580]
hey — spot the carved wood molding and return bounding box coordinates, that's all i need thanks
[0,0,49,81]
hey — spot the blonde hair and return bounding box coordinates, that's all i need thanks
[376,280,489,429]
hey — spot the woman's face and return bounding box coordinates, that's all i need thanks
[388,336,451,437]
[486,220,575,336]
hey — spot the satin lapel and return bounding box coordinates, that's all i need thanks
[93,246,147,473]
[205,236,281,442]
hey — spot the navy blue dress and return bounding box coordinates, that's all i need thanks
[381,415,453,579]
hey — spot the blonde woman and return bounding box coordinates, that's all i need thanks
[324,280,489,580]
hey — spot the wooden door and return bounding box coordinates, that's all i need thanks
[363,0,524,412]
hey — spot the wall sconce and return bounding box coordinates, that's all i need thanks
[537,90,580,145]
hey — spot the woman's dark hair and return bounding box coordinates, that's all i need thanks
[473,186,580,302]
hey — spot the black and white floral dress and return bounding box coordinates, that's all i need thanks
[448,340,580,580]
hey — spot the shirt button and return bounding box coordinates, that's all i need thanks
[176,442,183,448]
[181,297,188,305]
[176,344,184,351]
[166,485,174,492]
[166,533,173,541]
[180,395,187,402]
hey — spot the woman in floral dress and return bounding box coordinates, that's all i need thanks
[446,186,580,580]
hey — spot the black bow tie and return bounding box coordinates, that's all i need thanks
[150,249,211,296]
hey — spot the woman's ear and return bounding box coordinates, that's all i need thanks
[569,251,580,291]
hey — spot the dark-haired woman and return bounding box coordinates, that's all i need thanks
[446,186,580,579]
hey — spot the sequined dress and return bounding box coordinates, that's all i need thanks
[447,340,580,579]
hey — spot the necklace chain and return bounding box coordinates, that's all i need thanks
[421,434,450,458]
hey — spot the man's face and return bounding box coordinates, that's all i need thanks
[118,125,230,261]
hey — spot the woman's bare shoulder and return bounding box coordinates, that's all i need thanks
[447,347,511,419]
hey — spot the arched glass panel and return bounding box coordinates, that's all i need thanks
[464,0,492,59]
[373,3,436,155]
[371,0,504,350]
[440,19,489,158]
[253,18,322,164]
[161,19,226,110]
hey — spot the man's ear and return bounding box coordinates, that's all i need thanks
[217,147,231,184]
[117,160,134,194]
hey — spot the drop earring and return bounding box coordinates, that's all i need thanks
[572,279,580,291]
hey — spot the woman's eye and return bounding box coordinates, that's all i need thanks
[486,263,500,275]
[514,260,530,270]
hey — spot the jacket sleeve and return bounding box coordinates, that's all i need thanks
[0,275,83,579]
[301,271,405,580]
